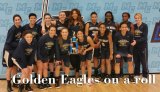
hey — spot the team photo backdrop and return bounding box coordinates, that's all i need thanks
[0,0,160,78]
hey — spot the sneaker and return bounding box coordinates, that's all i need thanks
[134,75,140,79]
[50,72,54,78]
[104,74,111,83]
[141,77,148,83]
[119,73,124,78]
[143,74,149,78]
[94,68,99,78]
[37,84,45,90]
[129,75,135,82]
[25,84,33,92]
[100,73,105,82]
[55,81,60,88]
[7,84,13,92]
[12,83,19,88]
[55,77,60,88]
[18,84,24,92]
[64,75,70,84]
[87,78,94,86]
[113,74,120,83]
[111,70,115,78]
[44,84,52,88]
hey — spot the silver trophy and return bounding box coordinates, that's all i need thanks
[70,32,78,54]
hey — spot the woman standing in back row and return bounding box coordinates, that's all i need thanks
[2,14,22,92]
[104,11,119,76]
[85,12,100,77]
[68,8,85,78]
[132,13,149,78]
[52,11,69,36]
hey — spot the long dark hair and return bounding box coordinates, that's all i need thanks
[105,11,114,23]
[68,8,84,30]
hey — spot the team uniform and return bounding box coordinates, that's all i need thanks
[22,24,42,41]
[104,21,117,41]
[2,25,22,67]
[119,21,134,76]
[22,24,42,65]
[114,31,133,63]
[105,21,117,75]
[133,23,149,78]
[78,36,93,62]
[55,20,68,36]
[58,38,71,67]
[37,34,60,62]
[12,39,37,69]
[98,32,110,59]
[87,22,100,57]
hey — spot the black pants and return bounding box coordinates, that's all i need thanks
[70,54,80,72]
[133,48,149,77]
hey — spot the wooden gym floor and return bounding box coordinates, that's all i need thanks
[0,74,160,92]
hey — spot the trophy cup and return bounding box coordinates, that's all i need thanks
[70,32,78,54]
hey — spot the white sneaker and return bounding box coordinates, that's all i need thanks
[134,76,140,79]
[87,78,94,86]
[141,77,148,83]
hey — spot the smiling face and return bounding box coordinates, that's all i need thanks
[91,14,97,23]
[72,11,78,20]
[99,24,106,34]
[61,28,69,39]
[49,27,56,37]
[77,31,84,40]
[59,12,66,21]
[120,23,128,32]
[14,16,21,27]
[122,13,129,22]
[44,15,51,24]
[134,14,142,25]
[24,33,33,44]
[29,16,37,25]
[105,13,112,22]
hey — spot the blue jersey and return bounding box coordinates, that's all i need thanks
[134,23,148,50]
[12,38,37,64]
[114,31,133,56]
[4,25,22,52]
[87,22,99,39]
[37,34,60,61]
[58,38,71,55]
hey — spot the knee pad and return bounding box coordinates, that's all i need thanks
[116,58,121,63]
[127,57,132,62]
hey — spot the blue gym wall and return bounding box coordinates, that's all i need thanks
[0,0,160,78]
